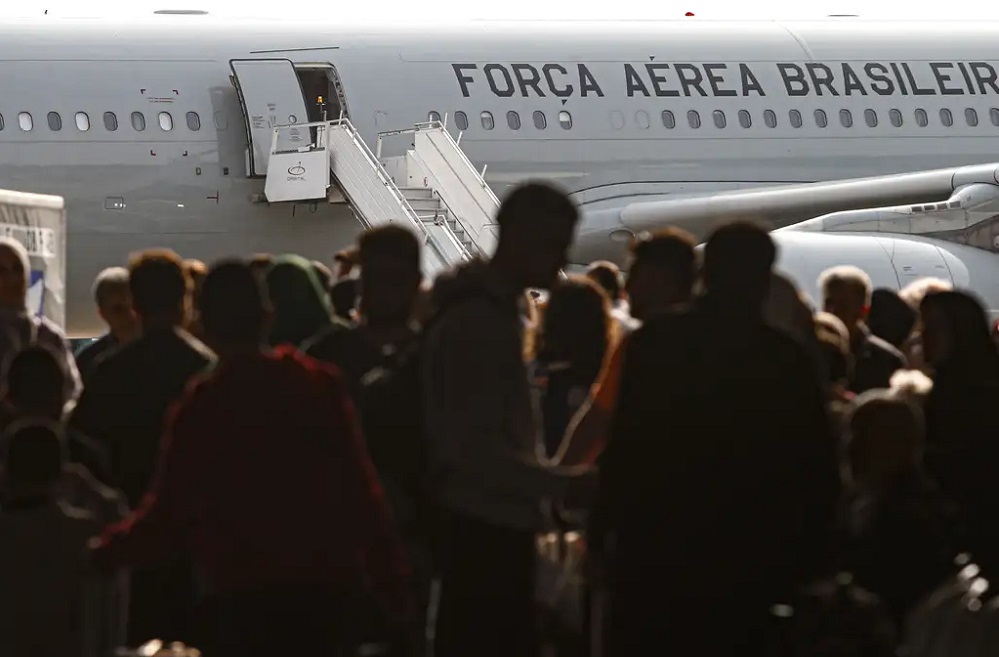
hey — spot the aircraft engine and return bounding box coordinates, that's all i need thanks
[771,230,999,318]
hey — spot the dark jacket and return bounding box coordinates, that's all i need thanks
[850,325,907,394]
[91,347,409,604]
[598,296,838,653]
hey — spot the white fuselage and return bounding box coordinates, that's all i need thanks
[3,16,999,334]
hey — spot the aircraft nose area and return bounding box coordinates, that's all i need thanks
[570,207,633,266]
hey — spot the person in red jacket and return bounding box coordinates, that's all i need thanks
[90,258,410,657]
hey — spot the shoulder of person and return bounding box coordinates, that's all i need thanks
[866,333,906,364]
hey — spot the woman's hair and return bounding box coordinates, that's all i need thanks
[920,290,997,371]
[536,276,612,385]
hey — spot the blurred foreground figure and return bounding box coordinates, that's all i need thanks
[423,182,595,657]
[91,259,410,657]
[598,222,837,656]
[75,266,138,382]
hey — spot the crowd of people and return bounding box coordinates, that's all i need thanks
[1,180,998,657]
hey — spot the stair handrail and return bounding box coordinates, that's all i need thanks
[407,148,478,260]
[413,120,501,206]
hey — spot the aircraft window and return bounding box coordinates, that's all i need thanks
[789,109,802,128]
[75,112,90,131]
[661,110,675,129]
[18,113,32,131]
[507,111,521,130]
[158,112,174,131]
[428,111,441,123]
[889,109,903,127]
[186,112,201,131]
[0,114,3,131]
[864,109,878,128]
[915,108,928,127]
[455,111,469,130]
[131,112,146,131]
[687,110,701,129]
[103,112,118,131]
[558,111,572,129]
[635,110,650,129]
[940,108,953,127]
[814,109,828,128]
[712,110,727,129]
[966,108,979,127]
[213,111,227,131]
[764,110,777,128]
[532,111,546,129]
[480,111,494,130]
[738,110,752,128]
[991,108,999,127]
[839,109,852,128]
[47,112,62,132]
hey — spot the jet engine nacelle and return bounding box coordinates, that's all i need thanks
[771,231,999,319]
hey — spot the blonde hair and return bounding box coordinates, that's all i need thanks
[899,277,952,310]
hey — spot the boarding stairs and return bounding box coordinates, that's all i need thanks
[263,117,499,280]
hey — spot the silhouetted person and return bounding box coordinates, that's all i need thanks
[75,267,137,382]
[90,259,409,657]
[0,344,111,486]
[304,225,422,399]
[423,181,594,657]
[839,391,962,630]
[70,248,215,646]
[533,275,612,458]
[264,254,334,348]
[0,237,80,400]
[819,266,905,393]
[920,290,999,576]
[0,421,124,657]
[586,260,637,335]
[598,221,837,656]
[868,288,917,350]
[555,228,698,466]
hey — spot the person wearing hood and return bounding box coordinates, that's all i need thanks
[263,254,336,348]
[0,237,80,401]
[422,181,595,657]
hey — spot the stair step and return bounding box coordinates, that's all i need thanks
[409,198,441,214]
[398,187,435,200]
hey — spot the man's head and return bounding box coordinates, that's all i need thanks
[92,267,136,342]
[819,265,873,334]
[330,279,359,323]
[333,248,359,281]
[585,261,625,303]
[868,288,917,349]
[358,225,422,325]
[625,228,697,321]
[1,420,65,500]
[3,344,69,419]
[493,182,579,290]
[128,249,192,329]
[0,238,29,310]
[702,221,776,311]
[199,259,271,351]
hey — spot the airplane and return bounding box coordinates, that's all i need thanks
[4,13,999,335]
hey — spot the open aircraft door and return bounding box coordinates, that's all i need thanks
[229,59,310,177]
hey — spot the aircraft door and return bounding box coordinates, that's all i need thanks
[229,58,310,177]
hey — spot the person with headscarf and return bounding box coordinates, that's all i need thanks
[263,255,336,348]
[0,237,80,401]
[919,290,999,575]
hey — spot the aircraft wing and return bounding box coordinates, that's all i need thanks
[570,162,999,314]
